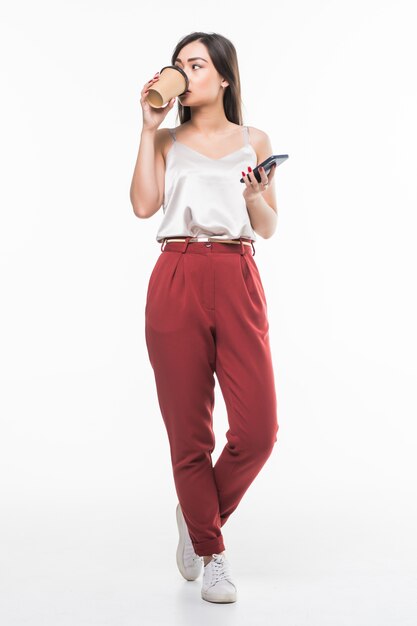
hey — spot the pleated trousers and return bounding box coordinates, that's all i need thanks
[145,236,279,556]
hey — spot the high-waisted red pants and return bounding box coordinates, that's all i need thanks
[144,236,279,556]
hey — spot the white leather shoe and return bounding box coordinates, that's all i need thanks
[176,503,203,581]
[201,552,237,603]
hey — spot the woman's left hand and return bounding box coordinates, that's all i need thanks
[242,164,276,203]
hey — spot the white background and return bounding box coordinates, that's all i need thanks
[1,0,416,624]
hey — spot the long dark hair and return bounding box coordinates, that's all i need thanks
[171,32,243,126]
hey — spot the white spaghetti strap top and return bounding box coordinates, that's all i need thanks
[155,125,258,242]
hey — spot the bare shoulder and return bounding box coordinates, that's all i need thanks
[246,126,273,163]
[247,126,269,141]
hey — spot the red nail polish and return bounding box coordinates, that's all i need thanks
[242,171,246,176]
[248,166,252,172]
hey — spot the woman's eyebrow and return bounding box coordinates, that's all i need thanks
[175,57,208,64]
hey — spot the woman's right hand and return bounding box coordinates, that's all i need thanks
[140,72,177,132]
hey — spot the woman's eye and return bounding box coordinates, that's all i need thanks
[174,63,201,70]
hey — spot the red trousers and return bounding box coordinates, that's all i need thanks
[145,237,279,556]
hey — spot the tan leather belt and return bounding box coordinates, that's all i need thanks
[162,237,252,247]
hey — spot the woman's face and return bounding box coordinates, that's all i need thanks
[174,42,228,106]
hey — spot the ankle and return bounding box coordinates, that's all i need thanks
[203,550,225,566]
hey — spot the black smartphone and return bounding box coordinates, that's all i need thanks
[240,154,289,183]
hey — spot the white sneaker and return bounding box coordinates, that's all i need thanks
[201,552,237,603]
[176,503,203,581]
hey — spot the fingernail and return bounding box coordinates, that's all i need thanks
[248,166,252,172]
[242,171,246,177]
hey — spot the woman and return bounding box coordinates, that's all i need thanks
[130,31,280,604]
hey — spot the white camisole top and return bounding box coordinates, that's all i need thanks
[155,125,258,242]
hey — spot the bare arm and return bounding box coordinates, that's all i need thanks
[130,71,176,218]
[244,128,278,238]
[130,128,164,218]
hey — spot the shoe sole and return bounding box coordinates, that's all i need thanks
[176,503,202,581]
[201,589,237,603]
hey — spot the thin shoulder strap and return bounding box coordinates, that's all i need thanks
[168,127,176,142]
[243,125,250,145]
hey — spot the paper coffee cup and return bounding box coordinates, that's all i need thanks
[146,65,189,108]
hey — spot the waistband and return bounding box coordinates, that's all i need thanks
[160,236,255,256]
